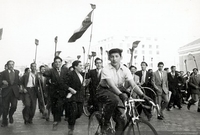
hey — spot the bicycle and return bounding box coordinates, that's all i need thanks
[88,91,158,135]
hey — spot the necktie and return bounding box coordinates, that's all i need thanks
[9,70,15,85]
[97,70,101,79]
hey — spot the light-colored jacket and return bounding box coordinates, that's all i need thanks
[151,70,169,96]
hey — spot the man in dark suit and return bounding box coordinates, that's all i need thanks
[167,66,180,110]
[0,60,21,127]
[65,60,85,135]
[43,56,70,130]
[88,57,102,113]
[135,62,153,121]
[21,62,38,124]
[187,68,200,111]
[37,65,48,118]
[152,62,169,120]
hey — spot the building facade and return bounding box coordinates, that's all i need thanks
[178,38,200,72]
[90,35,161,71]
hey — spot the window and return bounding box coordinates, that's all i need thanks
[149,51,152,54]
[149,45,152,49]
[156,51,159,55]
[156,45,159,49]
[142,45,145,48]
[142,50,145,54]
[135,50,137,54]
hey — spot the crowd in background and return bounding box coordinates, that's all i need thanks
[0,52,200,135]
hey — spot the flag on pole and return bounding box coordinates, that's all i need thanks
[0,28,3,40]
[55,51,61,56]
[55,36,58,43]
[68,10,94,43]
[90,4,96,9]
[35,39,39,46]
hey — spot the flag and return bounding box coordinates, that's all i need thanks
[35,39,39,45]
[90,4,96,9]
[55,51,61,56]
[55,36,58,43]
[0,28,3,40]
[68,10,94,42]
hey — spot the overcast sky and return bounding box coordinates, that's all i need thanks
[0,0,200,71]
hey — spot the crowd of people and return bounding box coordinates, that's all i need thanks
[0,48,200,135]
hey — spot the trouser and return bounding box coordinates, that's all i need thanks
[186,88,191,101]
[37,88,46,114]
[67,102,83,130]
[174,90,182,107]
[64,100,69,118]
[157,91,169,115]
[2,90,18,124]
[168,89,179,108]
[51,96,64,122]
[22,87,37,122]
[88,91,99,114]
[188,93,200,109]
[96,87,125,135]
[0,96,2,117]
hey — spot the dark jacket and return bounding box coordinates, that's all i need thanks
[135,70,152,87]
[66,70,84,102]
[88,69,101,96]
[167,72,179,92]
[0,69,20,98]
[43,68,68,98]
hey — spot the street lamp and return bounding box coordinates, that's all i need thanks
[129,41,140,67]
[91,51,96,69]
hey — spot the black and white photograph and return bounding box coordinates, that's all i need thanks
[0,0,200,135]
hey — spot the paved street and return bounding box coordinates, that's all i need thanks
[0,101,200,135]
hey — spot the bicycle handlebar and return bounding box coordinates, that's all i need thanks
[121,98,156,118]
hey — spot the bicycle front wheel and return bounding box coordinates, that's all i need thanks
[88,111,102,135]
[127,118,158,135]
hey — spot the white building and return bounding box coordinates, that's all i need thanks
[90,35,161,71]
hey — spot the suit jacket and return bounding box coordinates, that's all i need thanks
[0,69,20,98]
[189,74,200,94]
[43,68,68,98]
[135,70,151,87]
[66,70,84,102]
[88,69,101,96]
[167,72,179,91]
[152,70,169,95]
[21,72,38,88]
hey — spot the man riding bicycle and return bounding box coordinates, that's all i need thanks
[96,48,151,135]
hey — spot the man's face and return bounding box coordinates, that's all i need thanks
[141,63,147,71]
[171,67,176,72]
[158,64,164,71]
[109,53,121,66]
[54,59,62,69]
[31,63,37,72]
[8,61,14,70]
[75,62,83,73]
[194,69,198,75]
[130,67,137,74]
[40,67,45,74]
[95,60,102,69]
[180,71,184,76]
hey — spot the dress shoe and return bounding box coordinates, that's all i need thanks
[1,123,8,127]
[24,120,28,125]
[157,115,163,120]
[187,103,191,110]
[28,120,33,124]
[46,117,49,121]
[197,108,200,112]
[52,122,58,131]
[9,116,14,124]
